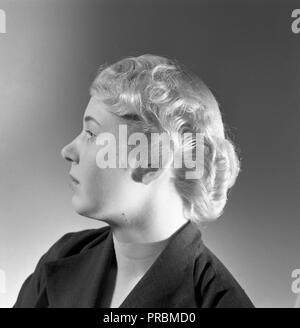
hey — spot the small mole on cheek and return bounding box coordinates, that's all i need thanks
[121,212,128,223]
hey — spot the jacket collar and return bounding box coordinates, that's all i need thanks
[44,220,202,308]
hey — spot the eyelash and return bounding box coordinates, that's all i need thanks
[85,130,96,142]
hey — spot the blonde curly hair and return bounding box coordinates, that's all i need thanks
[89,54,241,226]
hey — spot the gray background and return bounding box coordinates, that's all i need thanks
[0,0,299,307]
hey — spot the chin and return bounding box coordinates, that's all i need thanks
[71,196,106,220]
[71,195,92,216]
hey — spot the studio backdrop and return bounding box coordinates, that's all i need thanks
[0,0,299,308]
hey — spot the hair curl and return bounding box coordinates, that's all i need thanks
[89,54,241,226]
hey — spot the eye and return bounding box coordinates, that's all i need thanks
[85,130,96,142]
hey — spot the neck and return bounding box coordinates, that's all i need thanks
[111,227,172,276]
[110,176,188,243]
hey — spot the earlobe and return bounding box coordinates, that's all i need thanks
[142,171,157,185]
[130,166,160,184]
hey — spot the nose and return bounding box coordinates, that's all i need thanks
[61,137,79,164]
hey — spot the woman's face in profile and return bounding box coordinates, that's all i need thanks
[61,96,136,222]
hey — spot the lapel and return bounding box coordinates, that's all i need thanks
[44,220,202,308]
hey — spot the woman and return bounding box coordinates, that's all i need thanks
[14,54,254,308]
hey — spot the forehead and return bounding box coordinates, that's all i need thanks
[83,97,142,136]
[84,96,118,125]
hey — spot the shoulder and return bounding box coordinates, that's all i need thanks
[195,244,241,290]
[194,242,255,308]
[14,225,111,307]
[44,225,111,262]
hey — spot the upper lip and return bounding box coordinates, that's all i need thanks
[69,173,79,184]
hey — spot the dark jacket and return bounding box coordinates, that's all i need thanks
[14,220,255,308]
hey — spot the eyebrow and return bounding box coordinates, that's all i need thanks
[121,113,140,121]
[83,116,102,127]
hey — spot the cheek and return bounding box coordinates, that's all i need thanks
[79,146,128,208]
[84,164,125,204]
[83,154,105,195]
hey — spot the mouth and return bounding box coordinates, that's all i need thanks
[69,174,79,192]
[69,174,80,185]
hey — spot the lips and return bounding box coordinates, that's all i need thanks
[69,173,79,184]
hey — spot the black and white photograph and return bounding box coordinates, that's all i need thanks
[0,0,299,311]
